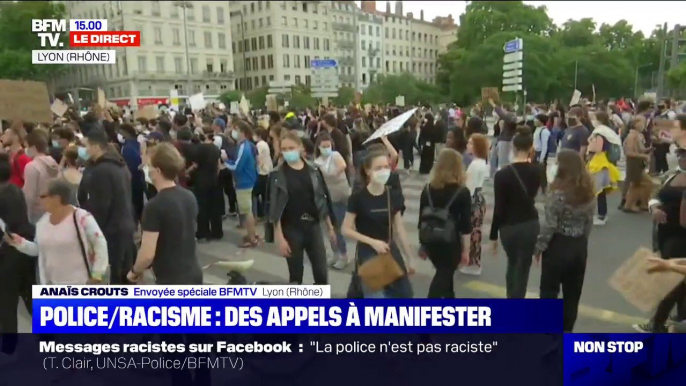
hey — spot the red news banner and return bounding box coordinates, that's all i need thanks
[70,31,140,47]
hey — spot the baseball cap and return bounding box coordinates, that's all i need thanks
[213,118,226,129]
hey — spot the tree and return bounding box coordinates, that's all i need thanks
[667,62,686,91]
[0,1,68,81]
[218,90,243,106]
[333,86,356,106]
[247,87,268,108]
[362,73,445,105]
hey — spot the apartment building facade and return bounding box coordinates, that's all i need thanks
[56,1,236,108]
[230,1,335,91]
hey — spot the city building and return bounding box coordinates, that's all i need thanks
[56,1,236,108]
[229,1,335,91]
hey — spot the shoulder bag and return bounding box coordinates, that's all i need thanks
[73,210,109,284]
[356,188,404,292]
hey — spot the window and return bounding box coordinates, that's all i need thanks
[362,57,366,68]
[186,7,194,20]
[220,60,227,72]
[293,35,300,49]
[188,30,196,46]
[156,56,164,72]
[295,75,301,84]
[252,57,258,70]
[294,55,301,68]
[174,57,183,73]
[251,37,257,50]
[314,37,319,50]
[258,36,264,49]
[238,41,243,52]
[202,5,210,22]
[259,18,263,27]
[154,27,162,44]
[303,19,308,28]
[262,75,267,85]
[204,32,212,48]
[361,40,365,50]
[217,7,224,24]
[261,56,266,69]
[137,56,147,72]
[313,21,318,30]
[281,17,287,26]
[254,76,259,87]
[282,34,289,48]
[304,36,310,49]
[247,78,252,90]
[324,39,329,51]
[267,55,274,68]
[323,22,328,30]
[385,27,388,38]
[190,58,198,74]
[362,74,367,84]
[170,6,179,18]
[250,3,255,13]
[218,33,226,48]
[284,75,290,81]
[267,34,273,48]
[246,59,251,71]
[400,62,403,71]
[293,18,298,27]
[376,57,380,68]
[151,1,160,16]
[392,28,396,39]
[304,55,310,68]
[251,20,255,29]
[267,17,271,26]
[283,54,290,68]
[206,61,213,73]
[244,39,250,52]
[369,26,373,35]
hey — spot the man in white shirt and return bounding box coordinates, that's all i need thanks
[532,114,550,193]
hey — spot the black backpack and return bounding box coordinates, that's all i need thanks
[419,186,462,245]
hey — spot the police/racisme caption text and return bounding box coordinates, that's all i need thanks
[42,355,243,371]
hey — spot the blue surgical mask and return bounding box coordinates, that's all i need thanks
[319,147,332,157]
[51,140,60,148]
[77,147,90,160]
[282,150,301,163]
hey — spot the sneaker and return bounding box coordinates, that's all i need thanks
[331,259,350,270]
[327,253,339,265]
[593,217,606,226]
[459,265,482,276]
[632,323,651,333]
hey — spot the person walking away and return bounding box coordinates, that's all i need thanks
[489,119,503,177]
[23,129,59,224]
[127,144,203,285]
[446,127,472,169]
[342,149,415,298]
[534,150,594,332]
[119,124,145,223]
[4,179,108,284]
[314,133,351,269]
[487,98,518,170]
[586,114,622,225]
[533,114,551,193]
[226,121,259,248]
[490,127,541,298]
[634,128,686,333]
[213,118,239,217]
[0,154,35,333]
[419,114,439,174]
[622,116,653,212]
[267,132,336,285]
[253,127,273,220]
[191,132,224,242]
[419,149,472,297]
[1,127,31,188]
[81,129,136,284]
[461,134,490,276]
[58,146,82,206]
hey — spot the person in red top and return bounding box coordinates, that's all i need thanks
[1,128,31,188]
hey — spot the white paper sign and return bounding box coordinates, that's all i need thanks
[239,95,250,114]
[218,102,226,110]
[395,95,405,107]
[230,102,239,114]
[570,90,581,106]
[189,93,207,110]
[363,108,418,144]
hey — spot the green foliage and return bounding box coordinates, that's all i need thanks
[218,90,243,105]
[667,62,686,90]
[0,1,68,81]
[362,73,446,105]
[247,87,268,108]
[333,86,356,106]
[438,1,663,105]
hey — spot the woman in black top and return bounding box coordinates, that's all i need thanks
[267,132,336,285]
[419,114,438,174]
[419,149,472,298]
[534,150,595,332]
[635,136,686,333]
[490,127,541,298]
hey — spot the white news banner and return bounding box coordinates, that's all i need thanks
[32,50,116,64]
[33,285,331,299]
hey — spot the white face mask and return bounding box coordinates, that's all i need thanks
[372,169,391,185]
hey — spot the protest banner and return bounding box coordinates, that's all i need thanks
[0,79,52,123]
[481,87,499,101]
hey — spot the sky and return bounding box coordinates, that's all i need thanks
[356,1,686,36]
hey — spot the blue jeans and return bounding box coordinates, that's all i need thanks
[331,201,348,256]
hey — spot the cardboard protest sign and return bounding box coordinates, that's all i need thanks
[481,87,499,101]
[266,95,278,112]
[0,79,52,123]
[608,247,685,313]
[51,99,69,117]
[135,105,157,120]
[97,88,106,108]
[654,119,680,143]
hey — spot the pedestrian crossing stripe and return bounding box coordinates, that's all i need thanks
[463,281,646,326]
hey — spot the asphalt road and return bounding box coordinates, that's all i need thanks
[16,150,665,334]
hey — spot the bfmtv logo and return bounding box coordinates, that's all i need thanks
[566,334,686,386]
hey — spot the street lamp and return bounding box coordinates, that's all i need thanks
[174,1,193,98]
[230,10,246,91]
[634,63,653,98]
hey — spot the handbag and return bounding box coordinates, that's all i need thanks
[73,210,109,284]
[346,247,364,298]
[356,188,404,292]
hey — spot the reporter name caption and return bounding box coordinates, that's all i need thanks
[32,286,563,333]
[38,339,498,371]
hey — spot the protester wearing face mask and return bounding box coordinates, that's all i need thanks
[50,127,75,165]
[58,146,82,206]
[119,124,144,223]
[225,120,258,248]
[128,143,202,284]
[342,150,415,298]
[314,133,351,269]
[252,127,272,220]
[79,129,136,284]
[23,129,60,224]
[267,132,336,285]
